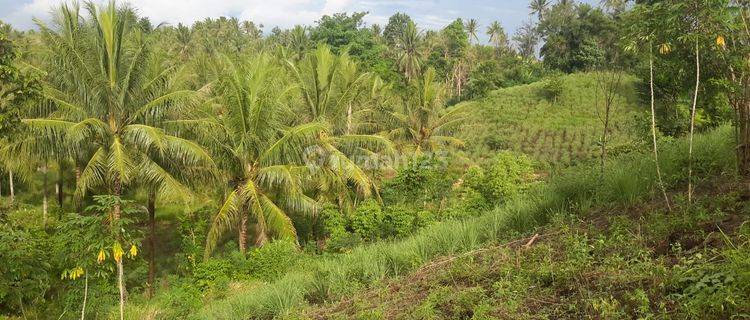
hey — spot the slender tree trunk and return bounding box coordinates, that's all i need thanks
[238,185,248,254]
[601,115,609,177]
[740,76,750,195]
[113,175,125,320]
[9,170,14,205]
[650,48,671,211]
[688,41,700,203]
[146,191,156,299]
[80,273,88,320]
[42,162,48,226]
[117,259,124,320]
[239,213,248,254]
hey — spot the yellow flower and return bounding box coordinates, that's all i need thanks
[97,249,106,264]
[113,242,124,262]
[72,267,84,280]
[129,244,138,258]
[659,43,672,55]
[716,35,726,49]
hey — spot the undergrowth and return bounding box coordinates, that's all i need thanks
[124,126,742,319]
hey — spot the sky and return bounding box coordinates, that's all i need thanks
[0,0,597,44]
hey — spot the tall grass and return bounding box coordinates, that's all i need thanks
[186,126,735,319]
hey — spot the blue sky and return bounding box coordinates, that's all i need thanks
[0,0,597,44]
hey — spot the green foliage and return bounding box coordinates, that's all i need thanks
[245,240,299,282]
[0,34,38,138]
[465,151,534,204]
[541,74,565,103]
[382,155,454,205]
[349,199,383,241]
[463,72,643,166]
[193,258,233,292]
[196,126,738,320]
[538,2,619,72]
[0,221,50,314]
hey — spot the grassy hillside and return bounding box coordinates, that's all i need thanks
[302,184,750,319]
[121,126,741,319]
[462,73,644,166]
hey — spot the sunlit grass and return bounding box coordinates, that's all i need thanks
[181,126,736,319]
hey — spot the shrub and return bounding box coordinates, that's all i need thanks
[466,151,535,204]
[381,156,454,205]
[245,240,299,282]
[350,199,383,241]
[381,205,417,238]
[193,259,233,292]
[326,232,364,253]
[541,75,564,103]
[320,205,347,239]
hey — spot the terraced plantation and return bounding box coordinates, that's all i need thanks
[464,73,643,166]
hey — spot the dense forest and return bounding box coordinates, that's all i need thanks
[0,0,749,319]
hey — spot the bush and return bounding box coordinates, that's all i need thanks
[381,156,454,205]
[320,205,347,239]
[381,205,417,238]
[193,259,233,292]
[245,240,299,282]
[465,151,535,205]
[541,75,564,103]
[350,199,383,241]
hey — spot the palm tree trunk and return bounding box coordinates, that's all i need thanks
[9,170,14,205]
[80,273,88,320]
[146,190,156,299]
[650,48,671,211]
[688,41,700,203]
[239,213,248,254]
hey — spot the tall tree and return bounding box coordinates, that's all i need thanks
[395,21,423,81]
[18,3,214,317]
[383,12,414,47]
[286,45,393,212]
[381,68,469,152]
[513,20,540,59]
[529,0,551,21]
[465,18,480,45]
[198,54,318,256]
[0,28,39,206]
[486,21,508,52]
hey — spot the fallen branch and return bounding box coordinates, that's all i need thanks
[523,233,540,249]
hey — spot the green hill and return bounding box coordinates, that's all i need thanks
[159,127,744,320]
[462,72,644,166]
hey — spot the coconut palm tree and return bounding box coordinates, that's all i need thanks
[487,21,508,52]
[190,54,321,256]
[395,21,423,81]
[287,25,309,61]
[381,68,469,152]
[529,0,551,21]
[18,3,214,318]
[464,18,479,45]
[285,45,394,212]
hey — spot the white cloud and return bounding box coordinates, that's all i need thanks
[1,0,371,30]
